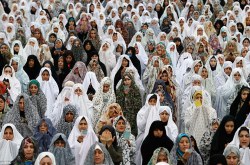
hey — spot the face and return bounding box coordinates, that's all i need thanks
[194,62,202,73]
[201,68,208,79]
[103,84,110,93]
[210,58,217,67]
[65,111,74,122]
[58,58,64,69]
[123,76,132,87]
[4,67,12,76]
[3,127,14,141]
[218,57,224,65]
[224,67,232,76]
[239,130,250,148]
[234,72,241,82]
[226,152,239,165]
[157,151,168,163]
[241,90,250,101]
[42,70,50,81]
[55,40,62,48]
[94,149,105,164]
[160,110,170,123]
[212,122,219,131]
[29,84,38,95]
[225,121,234,134]
[19,98,24,112]
[39,121,48,133]
[194,93,202,103]
[74,87,83,96]
[102,43,109,51]
[11,61,18,72]
[153,128,163,138]
[40,156,53,165]
[0,98,4,111]
[148,98,157,105]
[24,142,35,160]
[28,59,35,68]
[178,137,190,152]
[66,55,73,63]
[122,58,129,67]
[54,139,66,148]
[78,119,88,131]
[192,80,201,86]
[0,45,8,53]
[115,119,126,133]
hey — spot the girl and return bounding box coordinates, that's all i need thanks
[68,116,97,165]
[23,55,41,80]
[36,67,59,115]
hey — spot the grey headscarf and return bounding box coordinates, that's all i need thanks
[3,93,40,137]
[26,80,47,118]
[84,142,114,165]
[48,133,75,165]
[56,104,78,138]
[223,144,240,158]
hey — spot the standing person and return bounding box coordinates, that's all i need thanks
[116,73,142,136]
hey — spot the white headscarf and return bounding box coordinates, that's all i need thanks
[34,152,57,165]
[36,67,59,116]
[68,116,98,165]
[0,123,24,164]
[82,72,100,95]
[159,106,178,141]
[24,37,40,57]
[10,40,27,66]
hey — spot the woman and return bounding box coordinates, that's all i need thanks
[33,118,57,153]
[184,88,217,144]
[223,145,242,165]
[71,83,93,120]
[68,116,98,165]
[215,68,249,119]
[169,133,203,165]
[23,55,41,80]
[62,61,87,86]
[11,137,38,165]
[48,133,75,165]
[10,56,30,93]
[125,47,141,77]
[50,39,67,69]
[159,106,178,142]
[236,93,250,130]
[71,38,86,62]
[199,118,220,165]
[111,55,137,92]
[3,93,40,137]
[148,147,171,165]
[113,115,136,165]
[116,73,142,136]
[34,152,56,165]
[42,60,59,85]
[26,80,47,118]
[56,104,78,138]
[141,121,174,165]
[0,65,21,102]
[230,86,250,117]
[98,125,123,165]
[0,95,10,129]
[86,51,107,76]
[210,115,236,156]
[0,124,23,164]
[92,77,116,127]
[84,142,114,165]
[87,59,105,82]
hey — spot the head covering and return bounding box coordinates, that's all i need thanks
[23,55,41,80]
[34,152,56,165]
[33,118,57,153]
[148,147,171,165]
[68,116,98,164]
[209,154,227,165]
[141,121,174,165]
[55,104,78,138]
[84,142,114,165]
[48,133,75,165]
[3,93,40,137]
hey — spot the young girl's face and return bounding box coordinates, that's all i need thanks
[42,70,50,81]
[78,119,88,131]
[225,121,234,134]
[74,87,83,96]
[115,119,126,133]
[210,58,217,67]
[66,55,73,63]
[39,121,48,133]
[58,58,64,69]
[148,97,157,105]
[160,110,169,123]
[14,45,20,52]
[241,90,250,101]
[103,84,110,93]
[201,68,208,79]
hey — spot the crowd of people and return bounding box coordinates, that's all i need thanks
[0,0,250,164]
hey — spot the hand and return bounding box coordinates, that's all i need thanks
[107,136,115,147]
[182,151,192,160]
[77,135,84,143]
[100,131,113,146]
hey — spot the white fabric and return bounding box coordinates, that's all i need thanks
[233,56,249,79]
[71,83,93,122]
[34,152,57,165]
[159,106,178,142]
[37,67,59,117]
[24,37,40,56]
[82,72,100,94]
[0,124,24,165]
[166,42,179,72]
[68,116,98,165]
[48,86,73,126]
[214,61,233,90]
[0,66,21,102]
[10,40,27,66]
